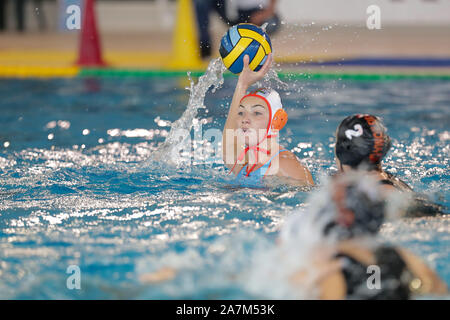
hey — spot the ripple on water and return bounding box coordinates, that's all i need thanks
[0,78,449,298]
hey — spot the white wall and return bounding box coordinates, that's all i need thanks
[5,0,450,33]
[278,0,450,26]
[97,1,176,33]
[98,0,450,32]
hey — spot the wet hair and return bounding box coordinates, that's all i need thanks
[335,115,391,170]
[323,174,386,239]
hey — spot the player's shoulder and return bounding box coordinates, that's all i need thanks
[278,149,306,173]
[278,149,300,163]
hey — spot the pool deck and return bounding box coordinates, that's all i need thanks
[0,25,449,78]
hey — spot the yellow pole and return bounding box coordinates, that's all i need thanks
[168,0,205,70]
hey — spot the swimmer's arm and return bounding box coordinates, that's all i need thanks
[222,54,273,168]
[397,248,448,295]
[317,258,347,299]
[291,259,346,299]
[277,153,315,186]
[318,269,347,300]
[222,75,247,169]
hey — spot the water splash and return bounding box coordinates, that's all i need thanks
[255,23,289,90]
[243,172,410,299]
[256,67,289,91]
[149,58,226,166]
[148,56,286,167]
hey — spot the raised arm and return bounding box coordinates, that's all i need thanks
[222,53,273,168]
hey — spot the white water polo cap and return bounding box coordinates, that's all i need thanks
[240,88,288,137]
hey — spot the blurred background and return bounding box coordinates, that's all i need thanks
[0,0,449,74]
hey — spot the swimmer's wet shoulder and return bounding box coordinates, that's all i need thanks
[255,149,314,186]
[275,150,314,185]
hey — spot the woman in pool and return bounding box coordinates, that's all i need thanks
[334,114,444,216]
[222,54,314,187]
[335,114,410,190]
[286,173,447,299]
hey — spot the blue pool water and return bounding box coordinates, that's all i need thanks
[0,76,448,299]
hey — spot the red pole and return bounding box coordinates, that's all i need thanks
[77,0,106,67]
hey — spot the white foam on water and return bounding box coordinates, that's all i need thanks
[150,58,226,166]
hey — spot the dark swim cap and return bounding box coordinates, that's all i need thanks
[335,115,391,170]
[323,174,386,239]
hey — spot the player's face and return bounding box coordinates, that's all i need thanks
[236,96,270,146]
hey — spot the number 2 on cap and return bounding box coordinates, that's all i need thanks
[345,124,363,140]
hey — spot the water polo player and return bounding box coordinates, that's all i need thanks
[287,173,447,299]
[334,114,445,217]
[222,54,314,187]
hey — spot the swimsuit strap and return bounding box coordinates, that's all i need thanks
[255,149,289,177]
[379,179,395,186]
[382,172,414,191]
[231,149,289,178]
[228,134,278,176]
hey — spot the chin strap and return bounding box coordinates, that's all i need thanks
[229,134,276,176]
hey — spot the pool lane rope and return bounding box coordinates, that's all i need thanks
[78,68,450,81]
[0,66,449,80]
